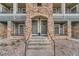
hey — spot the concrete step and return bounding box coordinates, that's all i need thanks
[29,39,50,41]
[27,47,52,49]
[26,37,53,56]
[28,44,51,47]
[28,40,51,43]
[28,43,51,46]
[28,42,51,45]
[27,45,52,49]
[27,39,52,49]
[26,49,53,56]
[32,36,47,39]
[28,37,52,43]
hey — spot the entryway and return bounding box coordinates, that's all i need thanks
[32,16,47,36]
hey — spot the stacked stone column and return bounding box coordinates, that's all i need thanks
[25,15,32,40]
[25,4,32,40]
[48,3,54,39]
[48,16,54,39]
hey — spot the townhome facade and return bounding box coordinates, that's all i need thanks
[0,3,79,40]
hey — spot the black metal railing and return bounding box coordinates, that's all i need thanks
[48,33,56,56]
[24,32,31,56]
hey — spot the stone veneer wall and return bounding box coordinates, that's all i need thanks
[25,3,54,40]
[72,23,79,38]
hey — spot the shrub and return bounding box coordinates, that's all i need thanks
[16,40,20,43]
[0,43,8,46]
[11,42,15,46]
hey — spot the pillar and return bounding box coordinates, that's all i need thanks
[7,21,12,39]
[25,14,32,40]
[67,20,72,39]
[13,3,17,14]
[76,4,79,13]
[47,4,54,39]
[25,4,33,40]
[61,3,65,14]
[0,4,2,13]
[48,15,54,39]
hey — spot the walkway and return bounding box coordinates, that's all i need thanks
[0,38,79,56]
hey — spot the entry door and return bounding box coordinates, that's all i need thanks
[32,20,38,35]
[41,20,47,35]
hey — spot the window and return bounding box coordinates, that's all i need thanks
[54,24,64,35]
[54,24,60,35]
[37,3,42,7]
[18,24,24,35]
[53,8,61,13]
[60,25,64,35]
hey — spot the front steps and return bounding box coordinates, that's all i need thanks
[26,36,54,56]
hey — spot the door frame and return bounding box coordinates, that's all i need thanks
[32,19,47,36]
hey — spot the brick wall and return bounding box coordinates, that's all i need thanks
[0,23,7,37]
[72,23,79,38]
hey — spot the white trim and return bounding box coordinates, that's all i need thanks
[59,24,61,34]
[40,19,41,34]
[76,4,79,13]
[38,19,39,33]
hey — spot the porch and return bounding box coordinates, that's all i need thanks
[0,20,78,40]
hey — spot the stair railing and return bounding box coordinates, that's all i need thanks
[48,33,56,56]
[24,31,31,56]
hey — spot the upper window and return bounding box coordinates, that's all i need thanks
[37,3,42,7]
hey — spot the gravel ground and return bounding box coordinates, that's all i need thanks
[54,39,79,56]
[0,39,79,56]
[0,39,25,56]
